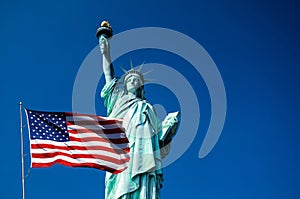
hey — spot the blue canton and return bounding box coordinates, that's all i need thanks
[27,110,69,142]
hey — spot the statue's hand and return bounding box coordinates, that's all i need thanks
[99,35,110,55]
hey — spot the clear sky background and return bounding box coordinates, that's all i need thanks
[1,0,299,198]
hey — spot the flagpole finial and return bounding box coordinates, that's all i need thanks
[19,101,22,105]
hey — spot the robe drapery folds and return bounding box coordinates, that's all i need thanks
[101,78,163,199]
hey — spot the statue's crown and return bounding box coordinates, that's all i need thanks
[123,69,144,84]
[121,60,151,85]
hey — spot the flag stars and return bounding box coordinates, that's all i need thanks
[27,110,69,142]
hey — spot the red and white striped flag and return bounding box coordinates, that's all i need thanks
[25,109,130,174]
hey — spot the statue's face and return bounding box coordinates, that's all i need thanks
[125,74,142,93]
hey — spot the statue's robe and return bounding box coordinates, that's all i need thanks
[101,78,163,199]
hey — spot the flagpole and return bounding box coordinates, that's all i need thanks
[19,102,25,199]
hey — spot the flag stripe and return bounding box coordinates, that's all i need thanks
[69,136,129,144]
[30,138,129,149]
[68,131,127,139]
[31,151,130,165]
[66,115,122,123]
[68,128,125,134]
[67,123,123,130]
[31,155,124,170]
[31,147,130,159]
[67,120,121,126]
[30,143,129,154]
[32,160,125,174]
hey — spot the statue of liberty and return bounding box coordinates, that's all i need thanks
[97,21,179,199]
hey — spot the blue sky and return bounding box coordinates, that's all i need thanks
[1,0,299,198]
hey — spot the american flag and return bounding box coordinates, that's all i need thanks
[25,109,130,174]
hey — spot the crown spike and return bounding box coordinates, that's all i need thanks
[137,61,146,72]
[130,58,134,70]
[142,70,153,76]
[119,66,128,73]
[144,78,155,83]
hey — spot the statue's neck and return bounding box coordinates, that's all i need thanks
[126,88,144,100]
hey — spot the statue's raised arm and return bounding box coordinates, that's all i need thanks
[97,21,114,83]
